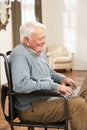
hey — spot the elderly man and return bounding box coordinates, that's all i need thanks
[9,21,87,130]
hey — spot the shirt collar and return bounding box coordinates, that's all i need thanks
[23,43,38,55]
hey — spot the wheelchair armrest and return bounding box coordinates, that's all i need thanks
[11,90,67,101]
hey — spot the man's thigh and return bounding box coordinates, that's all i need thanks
[32,99,65,123]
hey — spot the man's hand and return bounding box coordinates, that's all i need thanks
[57,84,74,95]
[61,77,77,89]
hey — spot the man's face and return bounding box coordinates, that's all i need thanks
[28,27,46,55]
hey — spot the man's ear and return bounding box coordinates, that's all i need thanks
[24,37,30,46]
[24,37,28,43]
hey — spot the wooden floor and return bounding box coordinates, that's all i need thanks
[0,70,87,130]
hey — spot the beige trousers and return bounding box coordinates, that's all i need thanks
[19,90,87,130]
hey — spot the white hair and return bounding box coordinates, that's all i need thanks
[19,21,46,43]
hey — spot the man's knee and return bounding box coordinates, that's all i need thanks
[80,90,87,103]
[69,97,87,114]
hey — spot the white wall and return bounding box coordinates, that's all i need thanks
[0,10,13,86]
[42,0,64,46]
[42,0,87,70]
[74,0,87,70]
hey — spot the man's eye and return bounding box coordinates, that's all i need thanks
[37,37,42,40]
[37,37,45,41]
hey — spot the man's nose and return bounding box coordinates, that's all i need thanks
[42,38,46,45]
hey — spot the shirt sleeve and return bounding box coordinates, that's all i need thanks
[49,66,66,83]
